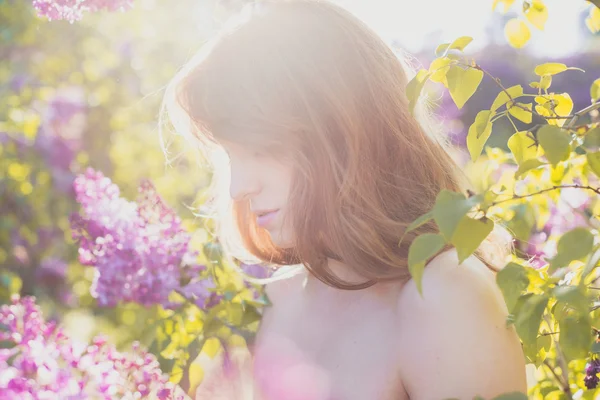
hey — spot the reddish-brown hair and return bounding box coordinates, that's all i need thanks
[164,0,507,289]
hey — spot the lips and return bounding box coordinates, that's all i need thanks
[254,209,279,228]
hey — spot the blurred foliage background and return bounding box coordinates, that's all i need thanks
[1,0,600,397]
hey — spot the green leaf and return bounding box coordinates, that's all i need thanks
[491,85,523,111]
[491,393,528,400]
[451,216,494,263]
[407,233,446,295]
[548,227,594,272]
[537,125,571,166]
[504,18,531,48]
[508,131,537,165]
[406,69,431,114]
[559,316,593,360]
[467,110,493,161]
[582,247,600,281]
[514,294,548,355]
[592,78,600,102]
[399,211,434,246]
[583,127,600,150]
[554,286,590,316]
[587,151,600,178]
[496,263,530,313]
[446,66,483,109]
[507,102,532,124]
[515,158,545,178]
[433,190,482,241]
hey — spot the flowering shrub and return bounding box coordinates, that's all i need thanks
[0,296,188,399]
[2,0,599,399]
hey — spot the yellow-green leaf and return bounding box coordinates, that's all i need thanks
[548,227,594,272]
[433,190,482,242]
[583,127,600,150]
[534,62,584,76]
[586,6,600,33]
[591,78,600,102]
[539,74,552,90]
[496,262,530,313]
[504,18,531,49]
[537,125,571,165]
[408,233,446,295]
[515,294,548,354]
[491,393,528,400]
[399,211,434,246]
[491,85,523,111]
[515,158,545,178]
[406,69,431,113]
[448,36,473,52]
[451,216,494,263]
[524,0,548,30]
[446,66,483,109]
[508,131,537,165]
[529,82,540,89]
[587,151,600,178]
[467,110,494,161]
[559,316,593,360]
[428,57,452,86]
[508,102,533,124]
[535,93,574,127]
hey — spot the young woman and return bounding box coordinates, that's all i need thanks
[164,0,528,398]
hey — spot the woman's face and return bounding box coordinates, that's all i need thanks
[219,140,295,248]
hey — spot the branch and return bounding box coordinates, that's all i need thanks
[490,184,600,207]
[543,359,569,391]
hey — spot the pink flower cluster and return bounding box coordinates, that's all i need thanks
[33,0,133,22]
[0,296,187,400]
[70,168,213,308]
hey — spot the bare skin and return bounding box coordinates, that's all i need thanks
[250,249,527,400]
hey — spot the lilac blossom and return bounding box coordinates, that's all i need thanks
[33,0,134,22]
[70,168,215,308]
[585,358,600,389]
[0,296,188,399]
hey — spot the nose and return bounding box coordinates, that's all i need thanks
[228,160,261,202]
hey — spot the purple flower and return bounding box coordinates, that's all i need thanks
[241,263,274,280]
[0,296,188,399]
[70,168,205,308]
[177,278,223,310]
[33,0,134,22]
[585,358,600,389]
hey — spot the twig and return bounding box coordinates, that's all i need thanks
[543,359,568,390]
[490,184,600,207]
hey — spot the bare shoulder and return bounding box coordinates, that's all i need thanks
[395,249,527,399]
[397,248,503,314]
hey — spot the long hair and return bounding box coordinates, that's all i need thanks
[163,0,509,290]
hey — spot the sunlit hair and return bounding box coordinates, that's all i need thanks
[162,0,511,289]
